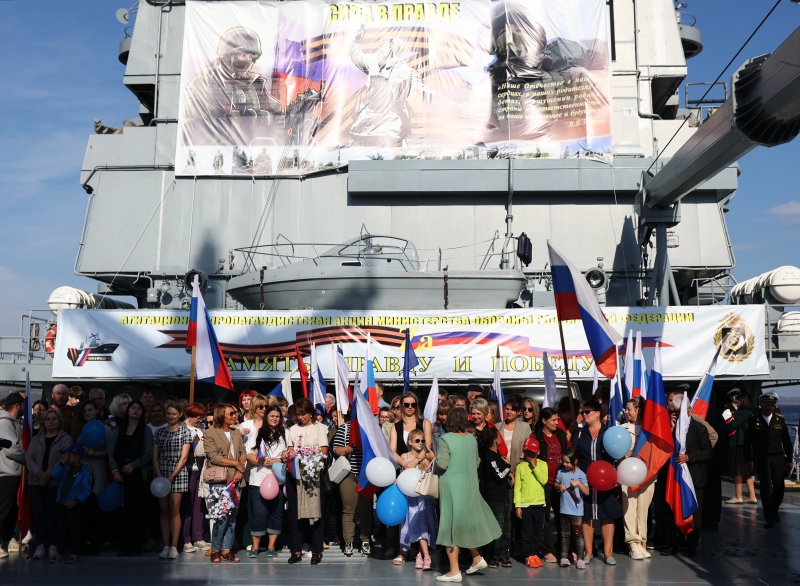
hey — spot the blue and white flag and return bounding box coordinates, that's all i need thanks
[542,351,557,409]
[267,374,294,408]
[309,344,327,414]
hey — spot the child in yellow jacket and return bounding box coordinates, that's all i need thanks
[514,436,549,568]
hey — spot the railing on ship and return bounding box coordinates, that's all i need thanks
[0,310,55,365]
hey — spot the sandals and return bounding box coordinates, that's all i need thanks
[210,551,222,563]
[220,551,240,563]
[393,553,405,565]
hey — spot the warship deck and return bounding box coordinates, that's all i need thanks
[1,480,798,586]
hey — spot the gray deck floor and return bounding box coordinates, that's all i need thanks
[2,482,799,586]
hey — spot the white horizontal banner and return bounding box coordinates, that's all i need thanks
[52,306,767,382]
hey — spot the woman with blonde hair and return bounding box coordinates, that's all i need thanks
[520,397,539,429]
[106,393,132,428]
[390,392,434,469]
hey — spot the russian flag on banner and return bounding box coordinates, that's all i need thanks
[492,347,504,408]
[542,352,557,409]
[16,372,33,536]
[665,391,698,535]
[360,333,379,415]
[187,275,233,389]
[334,345,351,415]
[631,342,674,490]
[689,347,721,421]
[268,374,294,408]
[608,349,625,426]
[547,242,622,379]
[309,344,327,414]
[352,379,398,498]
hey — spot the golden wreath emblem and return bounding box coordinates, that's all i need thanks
[714,313,754,363]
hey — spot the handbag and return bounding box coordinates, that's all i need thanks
[328,455,352,484]
[202,433,236,484]
[415,459,439,499]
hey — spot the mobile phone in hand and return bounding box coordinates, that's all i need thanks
[421,443,430,454]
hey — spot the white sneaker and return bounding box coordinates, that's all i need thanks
[194,541,211,551]
[7,538,21,552]
[158,546,171,559]
[168,546,179,559]
[436,573,463,582]
[21,531,33,545]
[641,546,652,559]
[629,544,645,560]
[466,557,488,575]
[183,543,197,553]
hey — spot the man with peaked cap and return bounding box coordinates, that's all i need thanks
[744,391,792,528]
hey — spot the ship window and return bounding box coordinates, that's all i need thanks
[341,261,362,267]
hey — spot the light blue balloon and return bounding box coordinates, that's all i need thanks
[97,482,124,512]
[603,427,632,460]
[272,462,287,484]
[376,484,408,526]
[150,476,171,498]
[82,420,106,448]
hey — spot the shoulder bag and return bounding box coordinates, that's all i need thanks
[415,458,439,499]
[202,434,235,484]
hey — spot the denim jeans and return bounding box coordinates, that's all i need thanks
[484,498,511,559]
[211,511,237,551]
[249,485,285,537]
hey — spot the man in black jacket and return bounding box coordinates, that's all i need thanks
[744,391,793,528]
[667,391,712,557]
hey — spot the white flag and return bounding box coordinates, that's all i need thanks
[423,371,440,426]
[543,351,558,408]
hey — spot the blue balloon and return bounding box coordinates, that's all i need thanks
[376,484,408,526]
[97,482,124,512]
[603,427,633,460]
[272,462,287,484]
[82,420,106,448]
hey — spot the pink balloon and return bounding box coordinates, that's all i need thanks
[260,474,280,500]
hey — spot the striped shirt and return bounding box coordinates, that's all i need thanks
[332,423,363,477]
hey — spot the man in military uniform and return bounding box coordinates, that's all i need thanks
[744,391,792,528]
[181,26,285,145]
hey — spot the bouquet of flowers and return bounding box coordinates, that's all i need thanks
[290,436,326,492]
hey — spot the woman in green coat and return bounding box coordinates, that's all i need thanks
[436,408,501,582]
[725,394,757,504]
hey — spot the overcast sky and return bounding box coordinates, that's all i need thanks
[0,0,798,387]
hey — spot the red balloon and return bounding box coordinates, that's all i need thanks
[586,461,617,491]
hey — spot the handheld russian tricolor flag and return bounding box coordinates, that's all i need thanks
[632,331,648,399]
[689,346,721,421]
[547,242,622,379]
[352,376,398,498]
[492,347,504,408]
[360,333,379,415]
[608,349,625,426]
[630,342,674,490]
[665,391,698,535]
[334,345,351,415]
[187,275,233,390]
[623,330,634,401]
[402,328,419,394]
[309,343,327,414]
[542,351,557,409]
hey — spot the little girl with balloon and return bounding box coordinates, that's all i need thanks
[396,429,437,570]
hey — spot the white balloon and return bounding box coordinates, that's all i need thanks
[396,468,422,497]
[616,457,647,487]
[150,476,171,498]
[365,457,396,488]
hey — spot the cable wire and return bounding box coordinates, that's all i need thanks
[646,0,782,174]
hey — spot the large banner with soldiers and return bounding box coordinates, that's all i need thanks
[176,0,612,176]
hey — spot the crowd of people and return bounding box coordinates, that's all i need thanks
[0,381,792,580]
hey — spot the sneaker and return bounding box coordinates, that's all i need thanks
[415,552,424,569]
[0,549,8,560]
[488,557,500,569]
[49,554,63,563]
[265,549,277,557]
[183,543,198,553]
[466,557,488,574]
[500,556,513,568]
[67,554,78,564]
[21,531,33,546]
[559,558,570,567]
[168,547,179,559]
[248,550,259,559]
[361,542,371,557]
[423,555,432,571]
[158,546,171,559]
[343,543,354,557]
[641,546,652,559]
[525,555,543,568]
[194,541,211,551]
[629,544,645,560]
[48,546,58,561]
[576,559,586,569]
[7,538,21,552]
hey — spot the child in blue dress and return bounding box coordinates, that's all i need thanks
[554,447,590,569]
[399,428,437,570]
